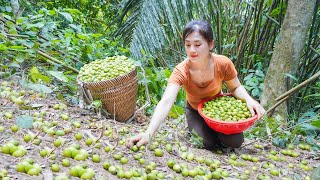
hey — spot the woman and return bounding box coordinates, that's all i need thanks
[126,20,265,150]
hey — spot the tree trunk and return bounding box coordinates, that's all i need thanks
[260,0,317,120]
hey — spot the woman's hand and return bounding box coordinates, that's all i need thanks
[246,99,266,119]
[125,133,150,148]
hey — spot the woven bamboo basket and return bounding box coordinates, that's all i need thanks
[78,67,138,122]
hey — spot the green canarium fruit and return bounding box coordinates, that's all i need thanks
[85,138,94,146]
[61,159,70,167]
[78,56,136,83]
[120,157,128,164]
[23,134,32,142]
[165,144,172,153]
[51,164,60,172]
[154,149,163,157]
[202,95,252,121]
[74,133,83,140]
[92,154,101,163]
[10,125,19,132]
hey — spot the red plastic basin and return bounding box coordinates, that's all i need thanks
[198,93,258,135]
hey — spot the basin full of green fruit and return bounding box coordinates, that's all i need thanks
[77,56,138,122]
[198,93,258,135]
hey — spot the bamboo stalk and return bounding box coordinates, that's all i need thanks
[244,1,280,25]
[37,51,79,73]
[275,70,320,101]
[246,1,262,69]
[5,33,29,38]
[310,46,320,56]
[233,0,240,58]
[217,0,222,54]
[296,61,320,115]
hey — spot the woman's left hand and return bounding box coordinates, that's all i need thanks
[246,99,266,119]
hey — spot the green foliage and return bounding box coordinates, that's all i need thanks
[136,62,185,117]
[0,4,128,101]
[189,129,204,148]
[246,111,320,150]
[294,111,320,135]
[19,79,53,94]
[16,115,33,129]
[87,100,102,111]
[241,62,265,100]
[29,67,50,84]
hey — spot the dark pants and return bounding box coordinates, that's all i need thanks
[185,102,244,150]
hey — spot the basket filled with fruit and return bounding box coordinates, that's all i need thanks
[77,56,138,122]
[198,93,258,135]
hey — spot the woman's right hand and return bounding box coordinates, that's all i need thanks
[125,132,150,148]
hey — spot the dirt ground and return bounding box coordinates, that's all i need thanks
[0,77,319,180]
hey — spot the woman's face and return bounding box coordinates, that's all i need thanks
[184,31,213,61]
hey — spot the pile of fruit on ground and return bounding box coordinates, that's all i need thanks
[0,78,319,180]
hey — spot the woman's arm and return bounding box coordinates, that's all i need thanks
[225,77,265,119]
[126,83,181,147]
[145,83,181,136]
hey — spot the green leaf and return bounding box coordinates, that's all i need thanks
[57,93,64,100]
[46,71,69,82]
[168,105,183,118]
[5,6,12,12]
[6,21,15,29]
[59,12,73,23]
[284,73,298,81]
[48,10,56,15]
[15,54,25,63]
[30,66,39,74]
[269,7,280,17]
[0,44,7,51]
[77,33,88,40]
[252,88,260,97]
[141,49,146,55]
[21,82,53,94]
[9,62,20,68]
[272,136,288,148]
[299,124,320,131]
[69,24,81,32]
[16,115,33,129]
[29,67,50,83]
[311,166,320,180]
[30,67,39,82]
[16,17,24,24]
[65,8,82,15]
[304,93,320,98]
[244,73,254,81]
[266,0,273,8]
[9,46,25,50]
[90,34,103,38]
[189,129,203,148]
[90,100,102,108]
[32,74,51,83]
[298,111,318,123]
[311,119,320,128]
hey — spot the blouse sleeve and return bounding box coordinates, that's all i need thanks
[168,63,187,86]
[224,58,238,81]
